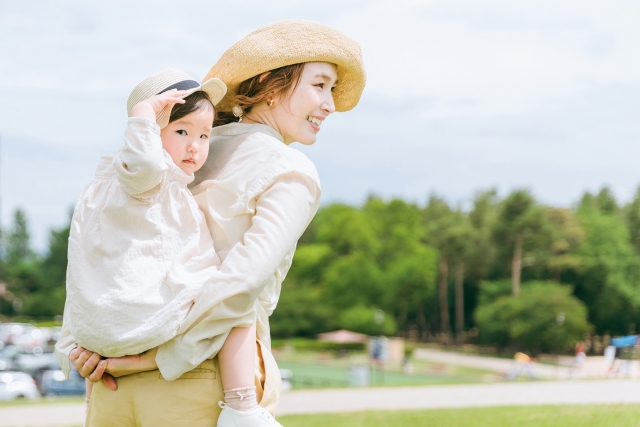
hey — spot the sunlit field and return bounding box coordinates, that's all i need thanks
[278,404,640,427]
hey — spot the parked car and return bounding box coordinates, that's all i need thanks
[0,345,59,373]
[0,346,20,371]
[15,350,59,372]
[0,371,40,401]
[41,367,86,396]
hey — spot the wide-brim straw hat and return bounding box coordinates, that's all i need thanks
[127,68,227,128]
[205,20,366,113]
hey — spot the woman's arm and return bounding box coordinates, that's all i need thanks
[156,172,319,380]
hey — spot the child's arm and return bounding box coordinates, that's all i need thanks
[113,90,187,197]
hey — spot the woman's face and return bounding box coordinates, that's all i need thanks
[272,62,337,145]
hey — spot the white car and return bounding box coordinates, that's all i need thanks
[0,372,40,401]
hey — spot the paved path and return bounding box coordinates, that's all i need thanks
[2,379,640,426]
[413,348,620,379]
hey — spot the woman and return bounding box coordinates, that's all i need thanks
[63,19,366,426]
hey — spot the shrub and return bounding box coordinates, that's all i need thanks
[474,281,591,354]
[339,305,397,336]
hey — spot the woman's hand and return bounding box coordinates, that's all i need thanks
[69,346,117,390]
[130,90,187,121]
[104,347,159,378]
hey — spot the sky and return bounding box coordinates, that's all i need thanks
[1,0,639,250]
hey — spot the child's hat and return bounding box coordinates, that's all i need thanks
[204,19,366,113]
[127,69,227,128]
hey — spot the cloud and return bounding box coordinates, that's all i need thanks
[1,0,639,250]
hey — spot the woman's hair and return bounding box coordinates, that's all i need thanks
[214,63,305,127]
[169,91,215,125]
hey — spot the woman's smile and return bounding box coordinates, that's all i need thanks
[306,115,324,132]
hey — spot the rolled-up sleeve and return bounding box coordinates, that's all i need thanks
[156,173,318,380]
[113,117,168,197]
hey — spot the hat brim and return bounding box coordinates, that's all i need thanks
[156,77,227,128]
[204,20,366,113]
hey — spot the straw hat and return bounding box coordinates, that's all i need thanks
[205,20,366,113]
[127,68,227,128]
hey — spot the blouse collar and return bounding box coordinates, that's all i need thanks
[212,122,285,143]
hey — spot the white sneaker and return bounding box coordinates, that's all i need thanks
[216,401,283,427]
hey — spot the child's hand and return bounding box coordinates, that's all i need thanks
[130,89,187,121]
[104,347,159,377]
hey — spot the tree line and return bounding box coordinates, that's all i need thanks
[3,186,640,354]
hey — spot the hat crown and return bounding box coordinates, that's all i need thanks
[205,19,366,113]
[126,69,198,116]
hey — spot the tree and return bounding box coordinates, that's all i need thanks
[447,212,474,346]
[384,245,438,334]
[2,209,39,317]
[21,217,71,317]
[423,194,455,343]
[546,207,585,282]
[492,190,552,296]
[625,186,640,254]
[573,203,640,334]
[5,209,33,268]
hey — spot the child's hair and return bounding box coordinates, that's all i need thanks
[169,91,216,126]
[214,63,305,127]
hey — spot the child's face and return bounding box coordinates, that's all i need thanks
[160,106,214,175]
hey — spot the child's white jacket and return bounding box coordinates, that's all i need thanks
[63,118,219,357]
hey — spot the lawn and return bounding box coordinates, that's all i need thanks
[275,350,495,389]
[278,404,640,427]
[277,360,488,388]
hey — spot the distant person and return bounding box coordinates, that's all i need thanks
[505,352,536,380]
[604,344,616,373]
[570,341,587,378]
[574,342,586,366]
[56,19,366,427]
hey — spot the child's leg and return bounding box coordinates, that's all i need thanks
[218,321,257,411]
[85,379,93,414]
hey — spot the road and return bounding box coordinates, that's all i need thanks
[2,379,640,426]
[413,348,627,379]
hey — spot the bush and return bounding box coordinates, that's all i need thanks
[269,285,338,338]
[339,305,397,336]
[474,281,591,354]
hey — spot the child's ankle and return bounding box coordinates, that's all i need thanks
[223,386,258,412]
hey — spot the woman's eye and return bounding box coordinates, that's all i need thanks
[331,86,336,92]
[177,130,187,135]
[315,83,325,89]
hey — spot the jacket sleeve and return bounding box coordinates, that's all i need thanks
[155,172,319,380]
[113,117,168,198]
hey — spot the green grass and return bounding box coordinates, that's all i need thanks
[278,404,640,427]
[0,396,84,407]
[14,404,640,427]
[277,360,488,388]
[275,350,496,389]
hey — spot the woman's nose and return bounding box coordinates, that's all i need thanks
[322,94,336,115]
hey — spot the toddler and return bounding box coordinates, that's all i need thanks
[58,69,282,427]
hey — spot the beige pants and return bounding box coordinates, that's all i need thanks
[86,339,280,427]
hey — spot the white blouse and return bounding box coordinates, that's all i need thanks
[56,122,321,381]
[155,123,321,380]
[60,118,219,358]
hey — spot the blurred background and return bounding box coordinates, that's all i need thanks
[1,1,640,425]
